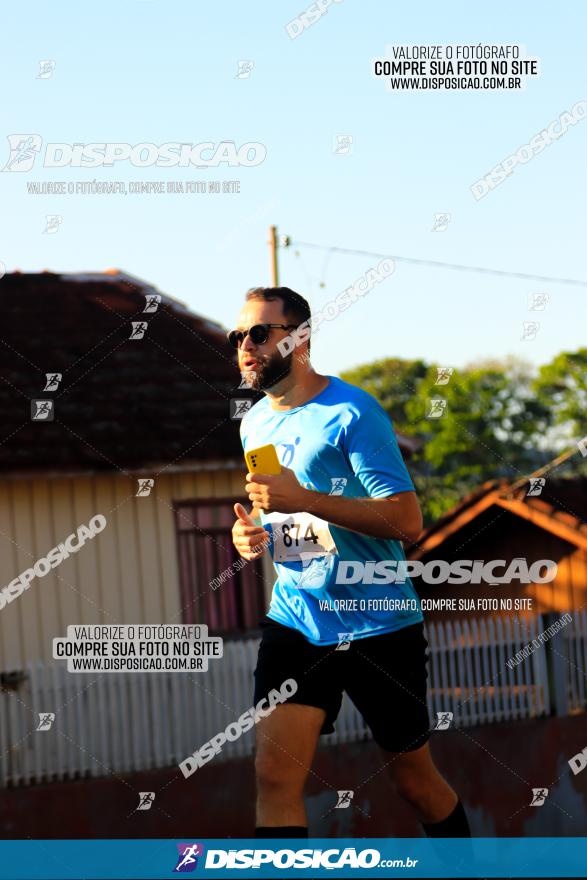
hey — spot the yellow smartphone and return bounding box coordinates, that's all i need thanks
[245,443,282,474]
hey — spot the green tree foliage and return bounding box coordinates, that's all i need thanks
[338,358,428,426]
[340,355,557,523]
[533,348,587,434]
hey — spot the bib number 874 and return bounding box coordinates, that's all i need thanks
[282,522,319,547]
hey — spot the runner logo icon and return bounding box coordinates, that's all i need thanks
[174,843,204,872]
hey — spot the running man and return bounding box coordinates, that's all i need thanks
[229,285,470,840]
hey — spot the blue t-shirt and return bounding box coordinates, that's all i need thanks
[239,375,423,645]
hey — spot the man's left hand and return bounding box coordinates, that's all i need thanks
[245,467,308,514]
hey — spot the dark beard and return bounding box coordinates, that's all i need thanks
[250,351,293,390]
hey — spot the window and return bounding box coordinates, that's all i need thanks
[174,498,268,637]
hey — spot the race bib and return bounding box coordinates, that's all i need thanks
[265,511,338,563]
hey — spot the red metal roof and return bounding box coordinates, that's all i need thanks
[410,474,587,557]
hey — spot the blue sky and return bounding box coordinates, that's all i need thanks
[1,0,585,375]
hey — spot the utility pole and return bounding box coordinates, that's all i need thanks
[268,225,279,286]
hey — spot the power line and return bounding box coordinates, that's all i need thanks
[502,440,587,497]
[288,240,587,288]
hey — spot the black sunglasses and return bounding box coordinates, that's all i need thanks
[227,323,298,348]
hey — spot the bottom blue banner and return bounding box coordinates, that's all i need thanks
[0,837,585,879]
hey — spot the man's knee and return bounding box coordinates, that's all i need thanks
[391,767,428,805]
[386,747,448,806]
[386,749,431,797]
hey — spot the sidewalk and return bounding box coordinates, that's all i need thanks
[1,714,585,839]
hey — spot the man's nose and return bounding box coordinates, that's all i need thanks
[240,333,257,353]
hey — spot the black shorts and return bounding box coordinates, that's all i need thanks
[253,617,431,753]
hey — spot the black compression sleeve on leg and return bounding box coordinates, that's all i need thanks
[421,798,471,838]
[255,826,308,838]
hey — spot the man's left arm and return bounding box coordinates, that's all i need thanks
[310,403,423,542]
[302,488,422,544]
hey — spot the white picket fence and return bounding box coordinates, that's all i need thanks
[0,613,583,787]
[426,614,550,726]
[564,608,587,712]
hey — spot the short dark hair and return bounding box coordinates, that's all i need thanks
[245,286,312,352]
